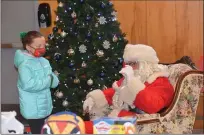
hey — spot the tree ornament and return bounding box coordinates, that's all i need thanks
[56,91,63,98]
[118,57,123,64]
[58,2,63,7]
[67,48,75,56]
[81,61,87,68]
[103,40,110,49]
[54,70,60,77]
[113,35,118,42]
[96,50,104,57]
[111,11,117,17]
[62,100,69,107]
[52,27,58,33]
[108,1,113,6]
[54,53,62,61]
[56,16,59,21]
[86,31,91,38]
[98,16,107,24]
[87,79,93,86]
[113,61,119,68]
[68,60,75,68]
[79,44,87,53]
[48,34,54,40]
[60,31,67,37]
[100,2,106,8]
[86,15,91,21]
[74,78,80,84]
[80,0,84,3]
[71,11,77,18]
[100,71,105,77]
[45,43,49,47]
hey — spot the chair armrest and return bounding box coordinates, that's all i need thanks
[136,113,161,125]
[160,70,203,117]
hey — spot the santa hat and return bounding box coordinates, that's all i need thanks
[123,44,159,64]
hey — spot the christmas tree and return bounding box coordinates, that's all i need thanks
[45,0,128,118]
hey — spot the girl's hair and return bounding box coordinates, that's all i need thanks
[21,31,43,50]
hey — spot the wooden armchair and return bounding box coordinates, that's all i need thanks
[135,56,203,134]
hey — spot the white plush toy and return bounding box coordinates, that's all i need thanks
[1,111,24,134]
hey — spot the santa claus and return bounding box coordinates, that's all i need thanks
[83,44,174,133]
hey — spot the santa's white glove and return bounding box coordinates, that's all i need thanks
[119,65,135,83]
[119,76,145,105]
[83,97,94,112]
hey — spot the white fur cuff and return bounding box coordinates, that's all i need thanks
[112,81,119,91]
[86,89,108,108]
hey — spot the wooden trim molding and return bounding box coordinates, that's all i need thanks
[1,43,13,48]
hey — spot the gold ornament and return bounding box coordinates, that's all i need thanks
[96,50,104,57]
[60,31,67,37]
[58,2,64,7]
[74,78,80,84]
[67,48,75,56]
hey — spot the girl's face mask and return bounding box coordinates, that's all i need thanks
[30,46,46,57]
[28,37,46,57]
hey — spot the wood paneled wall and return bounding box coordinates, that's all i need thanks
[38,0,203,66]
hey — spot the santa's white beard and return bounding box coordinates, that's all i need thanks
[133,62,163,83]
[134,68,152,83]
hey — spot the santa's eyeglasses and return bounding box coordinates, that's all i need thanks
[126,62,138,66]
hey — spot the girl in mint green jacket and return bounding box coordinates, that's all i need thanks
[14,31,59,134]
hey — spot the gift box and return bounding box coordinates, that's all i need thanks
[93,117,137,134]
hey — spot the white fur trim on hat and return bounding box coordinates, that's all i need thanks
[86,89,108,108]
[123,44,159,64]
[147,71,169,84]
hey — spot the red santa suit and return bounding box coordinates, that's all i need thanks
[83,44,174,134]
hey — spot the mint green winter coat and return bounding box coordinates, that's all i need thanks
[14,50,59,119]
